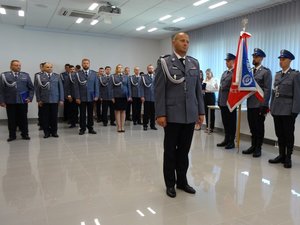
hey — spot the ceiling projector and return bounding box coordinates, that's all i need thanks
[98,4,121,15]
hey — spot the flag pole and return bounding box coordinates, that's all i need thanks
[236,18,248,153]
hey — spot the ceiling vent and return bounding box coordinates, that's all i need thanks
[163,27,181,31]
[59,8,96,19]
[0,5,22,11]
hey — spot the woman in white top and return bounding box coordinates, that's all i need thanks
[203,69,218,132]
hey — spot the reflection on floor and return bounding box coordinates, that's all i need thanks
[0,122,299,225]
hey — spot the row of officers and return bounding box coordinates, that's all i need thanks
[0,59,157,140]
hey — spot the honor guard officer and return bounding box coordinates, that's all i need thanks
[65,65,78,128]
[74,58,100,135]
[0,60,34,142]
[155,32,205,198]
[242,48,272,157]
[35,63,64,138]
[60,64,70,122]
[268,50,300,168]
[141,64,157,131]
[96,67,105,123]
[130,67,142,125]
[100,66,115,126]
[124,67,132,121]
[34,62,46,130]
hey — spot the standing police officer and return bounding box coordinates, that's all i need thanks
[268,50,300,168]
[0,60,34,142]
[65,65,78,128]
[155,32,205,198]
[242,48,272,157]
[130,66,142,125]
[74,58,99,135]
[60,63,70,122]
[35,63,64,138]
[217,53,237,149]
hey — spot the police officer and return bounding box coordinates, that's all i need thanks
[100,66,115,126]
[124,67,132,121]
[74,58,99,135]
[60,63,70,122]
[96,67,105,123]
[217,53,236,149]
[242,48,272,157]
[268,50,300,168]
[155,32,205,198]
[35,63,64,138]
[0,60,34,142]
[34,62,46,130]
[141,64,157,131]
[65,65,78,128]
[130,66,142,125]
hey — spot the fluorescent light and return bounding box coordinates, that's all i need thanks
[18,10,25,17]
[76,18,84,24]
[291,190,300,197]
[208,1,228,9]
[148,27,158,32]
[159,15,172,21]
[241,171,249,176]
[94,218,101,225]
[80,222,86,225]
[172,17,185,23]
[90,19,99,25]
[147,207,156,214]
[0,7,6,15]
[193,0,210,6]
[262,178,271,185]
[136,26,146,31]
[88,3,99,11]
[136,210,145,217]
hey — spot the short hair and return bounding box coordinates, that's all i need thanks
[147,64,153,69]
[65,63,70,67]
[40,62,46,67]
[172,32,189,41]
[139,72,144,75]
[82,58,90,63]
[10,60,20,66]
[69,65,75,68]
[99,67,104,70]
[105,66,111,70]
[125,67,130,70]
[115,64,123,74]
[76,65,81,69]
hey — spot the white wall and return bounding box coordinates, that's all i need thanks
[0,24,161,119]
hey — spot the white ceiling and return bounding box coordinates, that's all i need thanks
[0,0,291,40]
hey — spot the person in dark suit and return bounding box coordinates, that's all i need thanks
[111,64,132,132]
[0,60,34,142]
[217,53,237,150]
[74,58,99,135]
[155,32,205,198]
[268,50,300,168]
[242,48,272,157]
[141,65,157,131]
[35,63,64,138]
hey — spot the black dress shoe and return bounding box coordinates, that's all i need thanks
[52,133,59,138]
[137,122,142,125]
[44,134,50,138]
[225,142,235,149]
[143,127,147,131]
[69,124,76,128]
[252,148,261,158]
[22,135,31,140]
[284,156,292,168]
[151,126,158,130]
[177,184,196,194]
[133,122,137,125]
[7,137,16,142]
[110,123,116,126]
[88,130,97,134]
[103,123,108,127]
[79,130,85,135]
[242,146,255,155]
[268,155,285,164]
[39,127,43,131]
[217,141,228,147]
[166,187,176,198]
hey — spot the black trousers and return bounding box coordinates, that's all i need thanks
[247,108,266,146]
[69,100,79,126]
[102,100,115,124]
[63,99,71,121]
[273,115,296,150]
[79,102,94,131]
[143,101,155,128]
[163,123,195,188]
[220,106,237,137]
[38,105,41,126]
[204,93,216,129]
[126,101,131,120]
[6,104,29,138]
[40,103,58,135]
[132,97,142,123]
[96,99,102,121]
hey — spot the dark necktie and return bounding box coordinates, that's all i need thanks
[281,72,285,78]
[253,68,257,74]
[14,72,18,79]
[179,58,185,68]
[85,71,88,78]
[48,73,51,79]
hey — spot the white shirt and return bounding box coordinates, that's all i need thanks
[204,78,218,92]
[174,51,186,64]
[282,67,291,74]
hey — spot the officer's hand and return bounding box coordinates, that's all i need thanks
[25,99,31,104]
[0,103,6,108]
[76,99,81,105]
[197,115,205,126]
[128,97,132,102]
[100,98,103,101]
[156,116,167,127]
[112,98,115,104]
[259,106,269,116]
[38,101,43,107]
[141,97,145,103]
[94,97,99,102]
[59,101,64,106]
[67,95,73,102]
